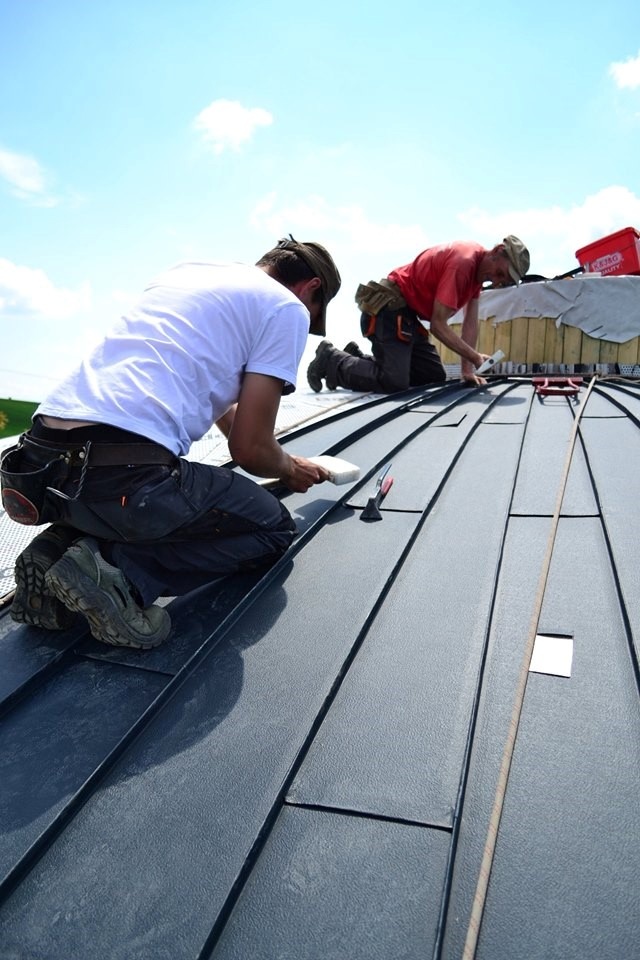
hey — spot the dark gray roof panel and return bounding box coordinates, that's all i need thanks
[347,384,522,511]
[210,806,450,960]
[0,618,87,707]
[347,425,497,513]
[408,386,476,413]
[251,394,409,459]
[511,397,598,516]
[595,382,640,420]
[75,571,264,675]
[0,513,419,959]
[333,415,450,494]
[1,376,639,959]
[289,420,525,825]
[560,442,599,516]
[582,391,627,417]
[443,513,640,960]
[572,417,640,657]
[441,515,554,958]
[481,382,531,423]
[0,658,167,883]
[475,517,640,960]
[409,408,468,425]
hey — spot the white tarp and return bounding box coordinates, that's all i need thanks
[452,275,640,343]
[478,274,640,343]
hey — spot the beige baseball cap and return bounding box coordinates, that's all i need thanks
[502,235,530,284]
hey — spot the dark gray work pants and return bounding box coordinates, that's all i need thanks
[328,307,447,393]
[10,435,296,606]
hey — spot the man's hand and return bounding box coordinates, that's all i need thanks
[463,372,488,386]
[226,374,332,492]
[462,356,489,387]
[429,300,485,370]
[279,455,330,492]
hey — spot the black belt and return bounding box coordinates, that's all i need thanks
[21,433,177,467]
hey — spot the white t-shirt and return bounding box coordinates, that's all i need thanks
[37,262,310,455]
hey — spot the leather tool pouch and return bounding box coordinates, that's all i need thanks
[355,279,407,316]
[0,439,70,525]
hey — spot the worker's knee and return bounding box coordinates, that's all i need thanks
[235,502,297,573]
[379,370,411,393]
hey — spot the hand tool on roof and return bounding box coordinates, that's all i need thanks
[360,462,394,522]
[258,455,360,489]
[476,349,505,375]
[533,376,583,397]
[307,456,360,484]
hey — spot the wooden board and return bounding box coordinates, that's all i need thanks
[440,317,640,370]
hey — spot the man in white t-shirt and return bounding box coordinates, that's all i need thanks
[1,237,341,650]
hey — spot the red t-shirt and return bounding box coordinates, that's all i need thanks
[389,242,484,320]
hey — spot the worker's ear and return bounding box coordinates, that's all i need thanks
[290,276,322,308]
[301,277,322,295]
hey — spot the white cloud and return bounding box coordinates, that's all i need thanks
[193,99,273,154]
[250,192,430,255]
[110,288,137,309]
[458,186,640,277]
[0,258,92,320]
[250,185,640,300]
[0,146,58,206]
[609,51,640,89]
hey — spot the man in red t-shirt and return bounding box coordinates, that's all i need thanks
[307,236,529,394]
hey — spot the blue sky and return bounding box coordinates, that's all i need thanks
[2,0,640,401]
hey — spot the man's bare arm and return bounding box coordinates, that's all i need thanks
[215,405,236,438]
[427,299,485,367]
[459,298,488,384]
[225,373,329,492]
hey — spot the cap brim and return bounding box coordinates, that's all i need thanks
[309,302,326,337]
[507,264,521,285]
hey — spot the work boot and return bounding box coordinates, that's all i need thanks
[45,537,171,650]
[11,524,79,630]
[343,341,366,358]
[307,340,338,392]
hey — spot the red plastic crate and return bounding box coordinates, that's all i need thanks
[575,226,640,276]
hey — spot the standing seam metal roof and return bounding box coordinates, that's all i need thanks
[0,376,639,960]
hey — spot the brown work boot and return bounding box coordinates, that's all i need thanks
[343,341,366,358]
[307,340,338,392]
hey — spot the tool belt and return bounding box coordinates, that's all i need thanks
[0,432,176,525]
[355,278,407,315]
[18,433,176,467]
[356,278,430,343]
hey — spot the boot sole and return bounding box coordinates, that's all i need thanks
[12,546,77,631]
[307,359,323,392]
[45,556,170,650]
[307,357,337,391]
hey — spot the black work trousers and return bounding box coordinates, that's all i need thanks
[4,428,296,606]
[329,307,446,393]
